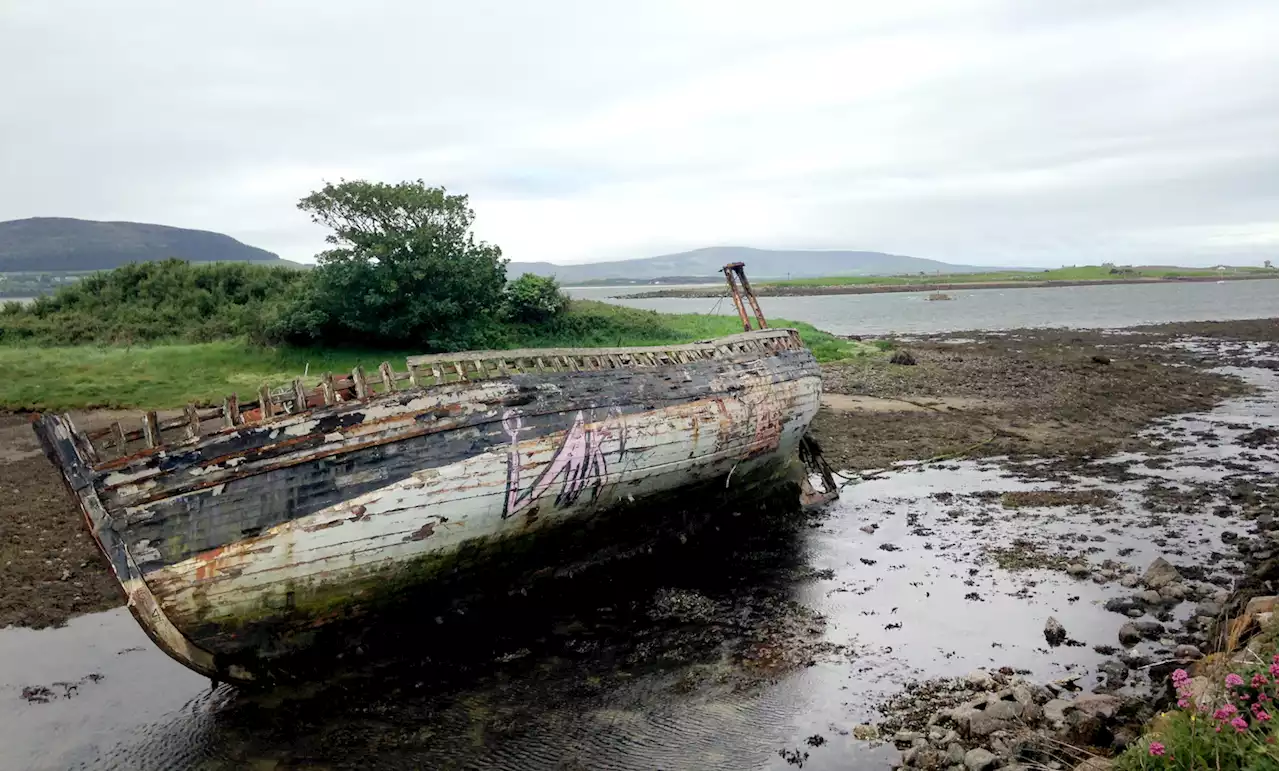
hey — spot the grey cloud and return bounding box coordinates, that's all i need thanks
[0,0,1274,266]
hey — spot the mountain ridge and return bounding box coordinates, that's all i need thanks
[0,217,282,271]
[509,246,1001,283]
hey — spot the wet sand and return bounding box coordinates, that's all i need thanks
[0,319,1275,770]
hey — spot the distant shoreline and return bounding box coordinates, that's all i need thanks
[613,274,1277,299]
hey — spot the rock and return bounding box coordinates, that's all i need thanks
[1070,693,1123,720]
[1091,355,1111,366]
[1044,617,1067,646]
[964,748,998,771]
[962,706,1013,737]
[1104,597,1140,614]
[1159,582,1189,601]
[1118,650,1151,669]
[903,746,921,766]
[1098,661,1128,688]
[1194,615,1216,630]
[1118,622,1141,645]
[947,707,979,734]
[1073,758,1112,771]
[913,749,946,770]
[1092,574,1109,584]
[890,350,918,366]
[1098,569,1117,581]
[1111,727,1137,751]
[1138,590,1164,605]
[937,730,960,747]
[1134,620,1164,638]
[1021,702,1043,723]
[895,731,925,747]
[1010,685,1035,707]
[1043,699,1071,725]
[1174,644,1203,660]
[1196,600,1223,618]
[1118,574,1140,588]
[852,724,879,740]
[1066,563,1090,578]
[58,568,71,581]
[966,670,996,690]
[985,701,1022,721]
[946,743,967,765]
[1244,595,1278,617]
[1143,557,1180,589]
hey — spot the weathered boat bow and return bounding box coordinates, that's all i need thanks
[34,264,829,683]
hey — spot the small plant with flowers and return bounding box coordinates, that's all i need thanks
[1115,654,1278,771]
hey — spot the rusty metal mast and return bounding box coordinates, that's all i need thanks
[722,262,768,332]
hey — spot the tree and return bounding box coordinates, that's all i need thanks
[275,180,508,350]
[504,273,568,324]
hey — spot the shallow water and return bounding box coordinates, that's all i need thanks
[1,369,1275,771]
[566,280,1278,337]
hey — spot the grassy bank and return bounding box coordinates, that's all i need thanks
[765,265,1278,287]
[0,301,868,411]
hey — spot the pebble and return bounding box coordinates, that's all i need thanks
[1174,644,1204,660]
[1065,563,1090,578]
[1044,616,1067,645]
[1196,600,1224,617]
[964,748,998,771]
[1118,622,1141,645]
[1138,590,1163,605]
[1118,574,1140,588]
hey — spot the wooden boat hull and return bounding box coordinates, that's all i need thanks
[34,329,821,683]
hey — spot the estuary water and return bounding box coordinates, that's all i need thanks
[567,279,1278,337]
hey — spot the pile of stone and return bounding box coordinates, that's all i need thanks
[876,668,1149,771]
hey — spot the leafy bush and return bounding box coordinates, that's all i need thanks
[0,260,301,345]
[504,273,568,324]
[269,180,508,351]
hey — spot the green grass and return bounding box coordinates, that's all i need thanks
[765,265,1278,287]
[0,301,872,411]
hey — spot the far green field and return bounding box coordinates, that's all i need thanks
[0,301,873,411]
[765,265,1277,287]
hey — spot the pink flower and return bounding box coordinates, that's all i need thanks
[1253,673,1269,689]
[1172,669,1190,685]
[1252,706,1271,722]
[1213,704,1238,721]
[1177,698,1189,708]
[1260,693,1272,703]
[1226,673,1245,687]
[1231,716,1248,732]
[1148,741,1166,757]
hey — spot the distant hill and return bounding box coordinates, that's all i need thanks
[509,246,1000,284]
[0,217,282,272]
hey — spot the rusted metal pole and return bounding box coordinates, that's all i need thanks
[722,263,752,332]
[732,264,768,330]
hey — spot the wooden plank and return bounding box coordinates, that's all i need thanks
[402,327,794,367]
[321,373,336,405]
[407,365,421,388]
[352,366,369,399]
[142,411,160,448]
[224,395,240,428]
[112,421,128,453]
[184,404,202,440]
[258,385,273,422]
[379,362,396,392]
[292,379,309,413]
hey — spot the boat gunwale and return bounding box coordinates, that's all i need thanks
[77,328,805,471]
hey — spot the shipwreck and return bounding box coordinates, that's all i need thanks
[33,263,832,684]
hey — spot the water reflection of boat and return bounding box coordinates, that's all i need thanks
[32,264,826,684]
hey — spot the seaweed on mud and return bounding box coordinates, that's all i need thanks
[1000,489,1118,509]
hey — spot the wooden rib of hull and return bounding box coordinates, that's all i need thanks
[33,329,822,683]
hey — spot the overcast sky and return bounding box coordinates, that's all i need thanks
[2,0,1276,267]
